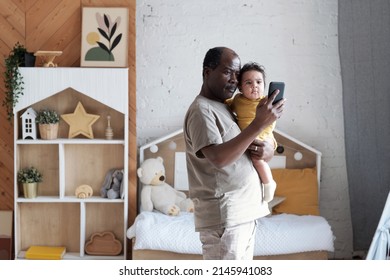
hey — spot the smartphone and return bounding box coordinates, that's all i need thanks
[268,82,285,104]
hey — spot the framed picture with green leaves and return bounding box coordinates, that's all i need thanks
[81,7,128,67]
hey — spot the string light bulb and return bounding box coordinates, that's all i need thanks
[169,141,177,150]
[294,151,303,161]
[150,145,158,153]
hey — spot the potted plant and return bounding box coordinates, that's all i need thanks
[2,42,35,122]
[17,166,43,198]
[36,108,60,140]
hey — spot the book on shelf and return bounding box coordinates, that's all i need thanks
[25,245,66,260]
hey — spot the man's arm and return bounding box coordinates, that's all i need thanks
[201,91,284,168]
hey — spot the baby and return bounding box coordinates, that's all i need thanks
[227,62,277,203]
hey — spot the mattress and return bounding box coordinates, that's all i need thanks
[127,211,334,256]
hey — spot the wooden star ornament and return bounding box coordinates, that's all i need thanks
[61,102,100,139]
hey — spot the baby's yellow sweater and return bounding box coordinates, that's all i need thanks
[227,93,275,141]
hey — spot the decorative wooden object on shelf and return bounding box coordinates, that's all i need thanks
[105,115,114,140]
[61,101,100,139]
[85,232,122,256]
[75,184,93,198]
[34,51,63,67]
[21,108,37,140]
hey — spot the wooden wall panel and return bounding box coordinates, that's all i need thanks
[0,1,137,258]
[127,1,137,240]
[0,0,26,211]
[26,0,81,67]
[0,0,25,47]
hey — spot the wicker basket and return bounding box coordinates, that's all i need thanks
[39,123,59,140]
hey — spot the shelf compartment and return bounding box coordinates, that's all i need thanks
[17,203,80,254]
[16,144,59,197]
[16,87,125,141]
[63,144,124,198]
[84,203,125,256]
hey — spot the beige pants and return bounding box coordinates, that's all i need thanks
[199,221,256,260]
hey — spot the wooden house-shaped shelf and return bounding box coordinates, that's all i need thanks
[14,68,129,260]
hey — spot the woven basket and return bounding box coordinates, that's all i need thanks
[39,123,59,140]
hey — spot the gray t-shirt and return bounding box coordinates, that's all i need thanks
[184,95,269,231]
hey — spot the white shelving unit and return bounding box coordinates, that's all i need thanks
[14,67,128,260]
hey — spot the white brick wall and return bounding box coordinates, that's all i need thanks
[136,0,353,259]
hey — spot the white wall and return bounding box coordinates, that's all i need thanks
[136,0,352,259]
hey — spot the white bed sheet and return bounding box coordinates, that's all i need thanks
[127,211,334,256]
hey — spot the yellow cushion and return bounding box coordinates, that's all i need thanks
[271,168,319,215]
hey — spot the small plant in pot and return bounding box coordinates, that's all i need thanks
[17,166,43,198]
[36,108,60,140]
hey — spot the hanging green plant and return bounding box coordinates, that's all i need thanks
[3,42,27,122]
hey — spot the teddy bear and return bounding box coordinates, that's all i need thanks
[137,156,194,216]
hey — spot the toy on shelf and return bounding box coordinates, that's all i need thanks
[61,101,100,139]
[105,115,114,140]
[75,184,93,198]
[20,107,37,140]
[100,169,124,199]
[34,51,63,67]
[85,231,122,256]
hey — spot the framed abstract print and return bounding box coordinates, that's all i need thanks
[81,7,129,67]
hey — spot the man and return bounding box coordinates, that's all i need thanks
[183,47,285,260]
